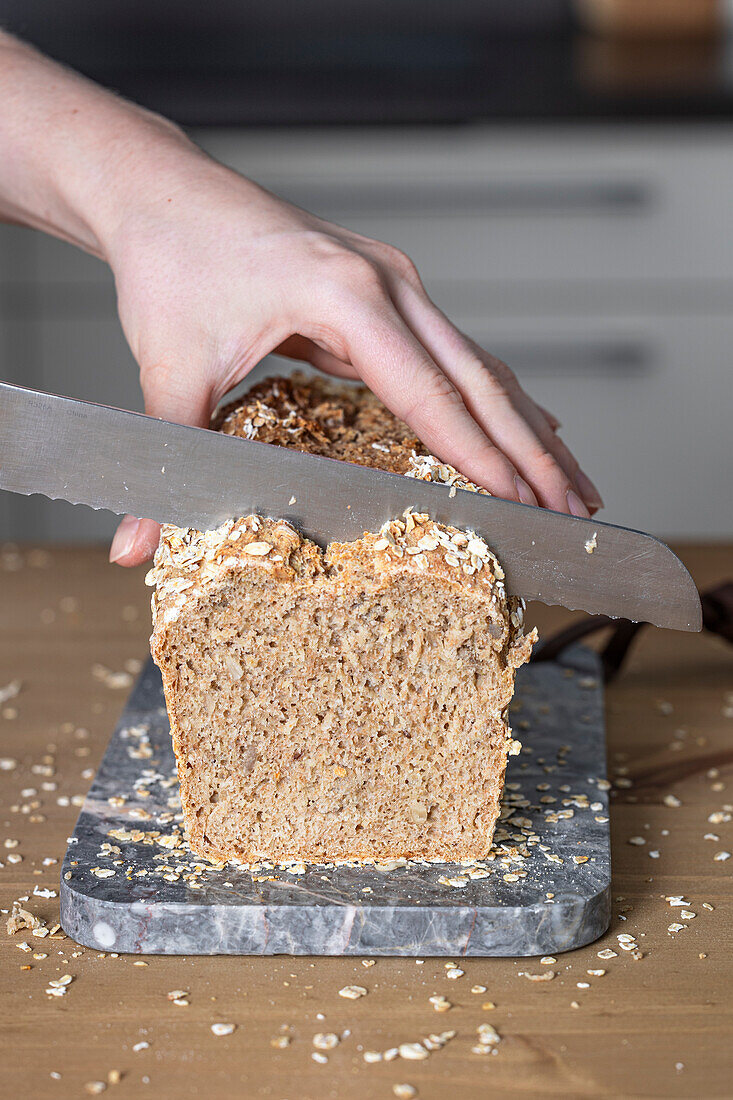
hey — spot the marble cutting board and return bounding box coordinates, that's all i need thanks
[60,646,611,956]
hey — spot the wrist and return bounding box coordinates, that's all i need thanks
[0,33,201,261]
[68,110,198,262]
[99,139,266,271]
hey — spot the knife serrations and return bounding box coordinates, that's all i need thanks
[0,382,702,631]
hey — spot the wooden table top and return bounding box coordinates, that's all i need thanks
[1,543,732,1100]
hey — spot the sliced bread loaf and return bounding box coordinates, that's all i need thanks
[147,375,535,863]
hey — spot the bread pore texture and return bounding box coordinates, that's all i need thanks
[148,509,535,864]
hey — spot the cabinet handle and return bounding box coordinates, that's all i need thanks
[273,179,652,218]
[475,337,653,375]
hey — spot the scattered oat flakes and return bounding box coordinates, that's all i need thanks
[521,970,555,982]
[398,1043,429,1061]
[313,1033,339,1050]
[472,1021,501,1054]
[393,1087,417,1100]
[211,1023,235,1036]
[428,995,452,1013]
[48,974,73,989]
[92,664,133,690]
[477,1023,500,1044]
[33,886,57,898]
[0,680,21,705]
[339,984,367,1000]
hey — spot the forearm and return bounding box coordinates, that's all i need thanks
[0,32,196,258]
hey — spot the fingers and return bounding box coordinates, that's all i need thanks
[538,404,561,432]
[575,468,603,509]
[388,282,602,515]
[457,343,603,512]
[109,515,162,567]
[140,360,215,428]
[322,289,534,504]
[110,361,216,567]
[274,335,360,380]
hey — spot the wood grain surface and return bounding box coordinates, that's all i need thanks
[1,544,731,1100]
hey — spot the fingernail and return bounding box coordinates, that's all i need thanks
[567,489,591,519]
[109,515,140,563]
[515,476,538,507]
[576,470,604,509]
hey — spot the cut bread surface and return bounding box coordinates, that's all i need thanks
[148,511,535,864]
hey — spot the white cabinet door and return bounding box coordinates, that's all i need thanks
[201,125,733,285]
[447,311,733,538]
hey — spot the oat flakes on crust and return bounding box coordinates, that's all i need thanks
[214,372,491,494]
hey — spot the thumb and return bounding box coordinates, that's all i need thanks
[109,363,215,567]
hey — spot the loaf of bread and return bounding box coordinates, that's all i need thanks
[147,374,536,864]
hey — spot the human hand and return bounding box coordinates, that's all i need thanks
[105,147,601,565]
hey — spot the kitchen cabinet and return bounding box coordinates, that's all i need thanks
[454,312,732,536]
[206,126,733,284]
[1,125,731,540]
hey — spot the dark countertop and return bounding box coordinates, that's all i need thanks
[3,0,733,127]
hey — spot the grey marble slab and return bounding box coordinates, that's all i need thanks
[60,646,611,956]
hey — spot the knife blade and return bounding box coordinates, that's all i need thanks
[0,381,701,631]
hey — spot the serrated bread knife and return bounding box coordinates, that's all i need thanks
[0,382,701,631]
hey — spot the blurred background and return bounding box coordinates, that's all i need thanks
[0,0,732,543]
